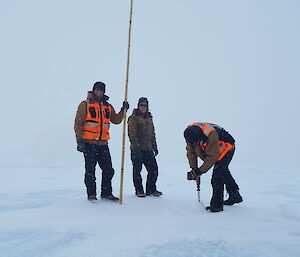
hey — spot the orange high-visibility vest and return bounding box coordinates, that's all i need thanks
[82,100,111,140]
[190,122,234,161]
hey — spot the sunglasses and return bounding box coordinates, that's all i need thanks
[139,104,148,107]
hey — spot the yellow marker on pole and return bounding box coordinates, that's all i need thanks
[119,0,134,204]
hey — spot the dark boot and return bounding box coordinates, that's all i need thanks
[87,195,97,201]
[206,205,223,212]
[136,190,146,197]
[101,194,119,202]
[146,190,162,196]
[223,190,243,205]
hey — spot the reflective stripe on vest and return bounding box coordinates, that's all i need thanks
[82,101,111,140]
[191,122,214,136]
[190,122,233,161]
[201,142,234,161]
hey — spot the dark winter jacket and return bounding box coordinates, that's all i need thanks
[74,91,124,145]
[127,109,157,151]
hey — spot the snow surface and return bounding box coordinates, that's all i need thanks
[0,154,299,257]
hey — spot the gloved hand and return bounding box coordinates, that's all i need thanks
[187,171,196,180]
[77,139,86,153]
[191,167,204,177]
[121,101,130,111]
[152,143,158,157]
[131,148,142,160]
[187,168,204,180]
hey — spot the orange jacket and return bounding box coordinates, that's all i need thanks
[190,122,234,161]
[82,100,111,140]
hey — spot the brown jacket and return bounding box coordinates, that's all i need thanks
[186,130,220,173]
[74,91,124,145]
[128,109,157,151]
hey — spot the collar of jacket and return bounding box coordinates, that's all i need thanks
[86,91,110,106]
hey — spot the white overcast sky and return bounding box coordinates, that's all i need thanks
[0,0,299,170]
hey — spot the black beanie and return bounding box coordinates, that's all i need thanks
[184,126,205,144]
[92,82,106,93]
[138,97,148,105]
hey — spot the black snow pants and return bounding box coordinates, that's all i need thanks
[83,143,115,198]
[131,150,158,194]
[210,148,239,208]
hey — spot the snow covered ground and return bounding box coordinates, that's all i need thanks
[1,153,299,257]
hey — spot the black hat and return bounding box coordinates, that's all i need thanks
[138,97,148,105]
[184,126,205,144]
[92,82,106,93]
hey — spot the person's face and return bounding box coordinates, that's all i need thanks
[93,90,104,99]
[138,103,148,114]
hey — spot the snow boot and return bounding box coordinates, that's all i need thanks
[101,194,119,202]
[205,205,223,212]
[146,190,162,197]
[136,190,146,197]
[223,191,243,205]
[87,195,97,201]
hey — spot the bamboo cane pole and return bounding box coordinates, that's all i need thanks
[119,0,134,204]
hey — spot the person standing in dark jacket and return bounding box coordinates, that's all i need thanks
[128,97,162,197]
[74,81,129,201]
[184,122,242,212]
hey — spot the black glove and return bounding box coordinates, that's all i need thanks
[187,168,204,180]
[77,139,86,153]
[187,171,196,180]
[131,148,142,160]
[191,167,204,177]
[152,143,158,157]
[121,101,129,111]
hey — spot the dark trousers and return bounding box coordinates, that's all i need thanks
[131,150,158,193]
[210,148,239,207]
[83,143,115,197]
